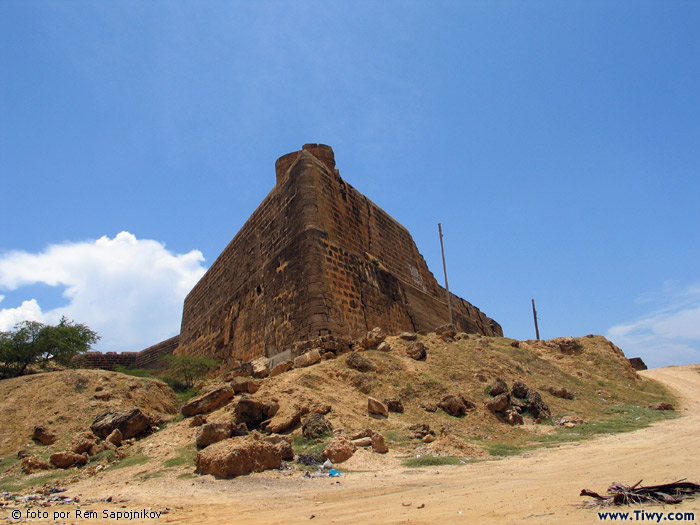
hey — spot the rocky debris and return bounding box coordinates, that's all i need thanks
[488,378,508,396]
[376,341,391,352]
[510,340,520,348]
[222,363,254,381]
[91,408,151,439]
[555,337,583,354]
[196,422,233,448]
[511,381,530,399]
[17,449,30,459]
[94,391,111,400]
[438,395,474,417]
[50,451,89,469]
[649,402,674,410]
[405,341,427,361]
[485,393,510,413]
[419,401,438,413]
[408,423,435,440]
[548,386,575,400]
[294,349,322,368]
[181,385,235,418]
[297,454,322,466]
[352,436,373,447]
[367,397,388,418]
[322,351,336,360]
[106,429,122,447]
[628,357,648,371]
[434,324,457,338]
[189,415,207,427]
[559,416,587,427]
[346,352,376,373]
[229,377,260,394]
[371,432,388,454]
[399,332,417,341]
[22,454,53,473]
[360,327,386,349]
[505,408,524,425]
[423,434,436,443]
[263,434,294,461]
[234,396,279,430]
[269,360,294,377]
[194,433,287,479]
[71,432,102,456]
[384,398,404,413]
[302,413,333,440]
[250,357,270,379]
[231,422,249,436]
[321,435,356,463]
[526,390,551,420]
[31,426,57,446]
[262,407,307,434]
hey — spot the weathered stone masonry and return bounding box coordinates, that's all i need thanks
[176,144,501,369]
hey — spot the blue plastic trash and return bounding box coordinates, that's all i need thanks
[328,469,341,477]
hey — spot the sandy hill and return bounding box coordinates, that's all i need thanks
[0,333,677,495]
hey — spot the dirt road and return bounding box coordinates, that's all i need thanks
[21,365,700,524]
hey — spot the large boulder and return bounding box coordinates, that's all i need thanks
[488,378,508,397]
[360,327,386,349]
[196,422,233,448]
[405,341,427,361]
[526,390,551,420]
[321,436,356,463]
[346,352,375,373]
[22,455,53,474]
[485,393,510,413]
[367,397,388,418]
[50,451,88,469]
[71,432,102,456]
[302,413,333,440]
[234,396,279,430]
[250,357,270,379]
[511,381,530,399]
[194,433,286,479]
[269,360,293,377]
[32,426,57,445]
[548,386,575,400]
[438,395,469,417]
[91,408,151,439]
[262,407,306,434]
[181,385,235,417]
[434,324,457,338]
[229,377,260,394]
[399,332,417,341]
[384,398,404,413]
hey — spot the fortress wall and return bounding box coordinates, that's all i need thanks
[135,335,180,370]
[80,351,138,371]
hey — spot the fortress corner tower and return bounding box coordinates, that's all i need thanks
[178,144,502,367]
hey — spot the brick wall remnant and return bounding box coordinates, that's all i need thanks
[177,144,502,368]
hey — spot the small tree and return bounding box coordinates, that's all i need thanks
[0,317,99,379]
[160,354,219,390]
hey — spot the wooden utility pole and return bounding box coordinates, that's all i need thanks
[531,299,540,340]
[438,223,453,326]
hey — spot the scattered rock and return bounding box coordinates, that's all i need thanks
[229,377,260,394]
[196,422,233,448]
[194,433,287,479]
[438,395,469,417]
[91,408,151,439]
[71,432,102,456]
[384,398,404,413]
[629,357,648,371]
[322,351,336,360]
[321,436,356,463]
[485,393,510,413]
[371,432,388,454]
[234,397,280,430]
[505,409,524,425]
[434,324,457,338]
[32,426,57,446]
[346,352,376,373]
[405,341,427,361]
[50,451,89,469]
[419,402,437,413]
[526,391,551,420]
[250,357,270,379]
[263,434,294,460]
[548,386,575,400]
[376,341,391,352]
[360,327,386,349]
[399,332,417,341]
[473,372,488,382]
[181,385,235,417]
[106,429,123,447]
[422,434,435,443]
[367,397,388,418]
[409,424,435,439]
[649,402,674,411]
[559,416,587,426]
[511,381,530,399]
[302,413,333,440]
[510,340,520,348]
[262,407,306,434]
[488,378,508,397]
[352,437,373,447]
[231,422,249,436]
[189,415,207,427]
[22,454,53,473]
[94,391,111,400]
[294,349,322,368]
[269,360,294,377]
[222,363,253,381]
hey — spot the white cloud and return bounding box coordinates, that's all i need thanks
[607,283,700,369]
[0,232,207,350]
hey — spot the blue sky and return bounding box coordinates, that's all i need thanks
[1,2,698,368]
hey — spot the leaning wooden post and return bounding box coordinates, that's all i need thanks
[438,223,453,326]
[531,299,540,340]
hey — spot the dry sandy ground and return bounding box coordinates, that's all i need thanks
[7,365,700,524]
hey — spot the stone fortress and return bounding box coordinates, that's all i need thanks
[83,144,501,371]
